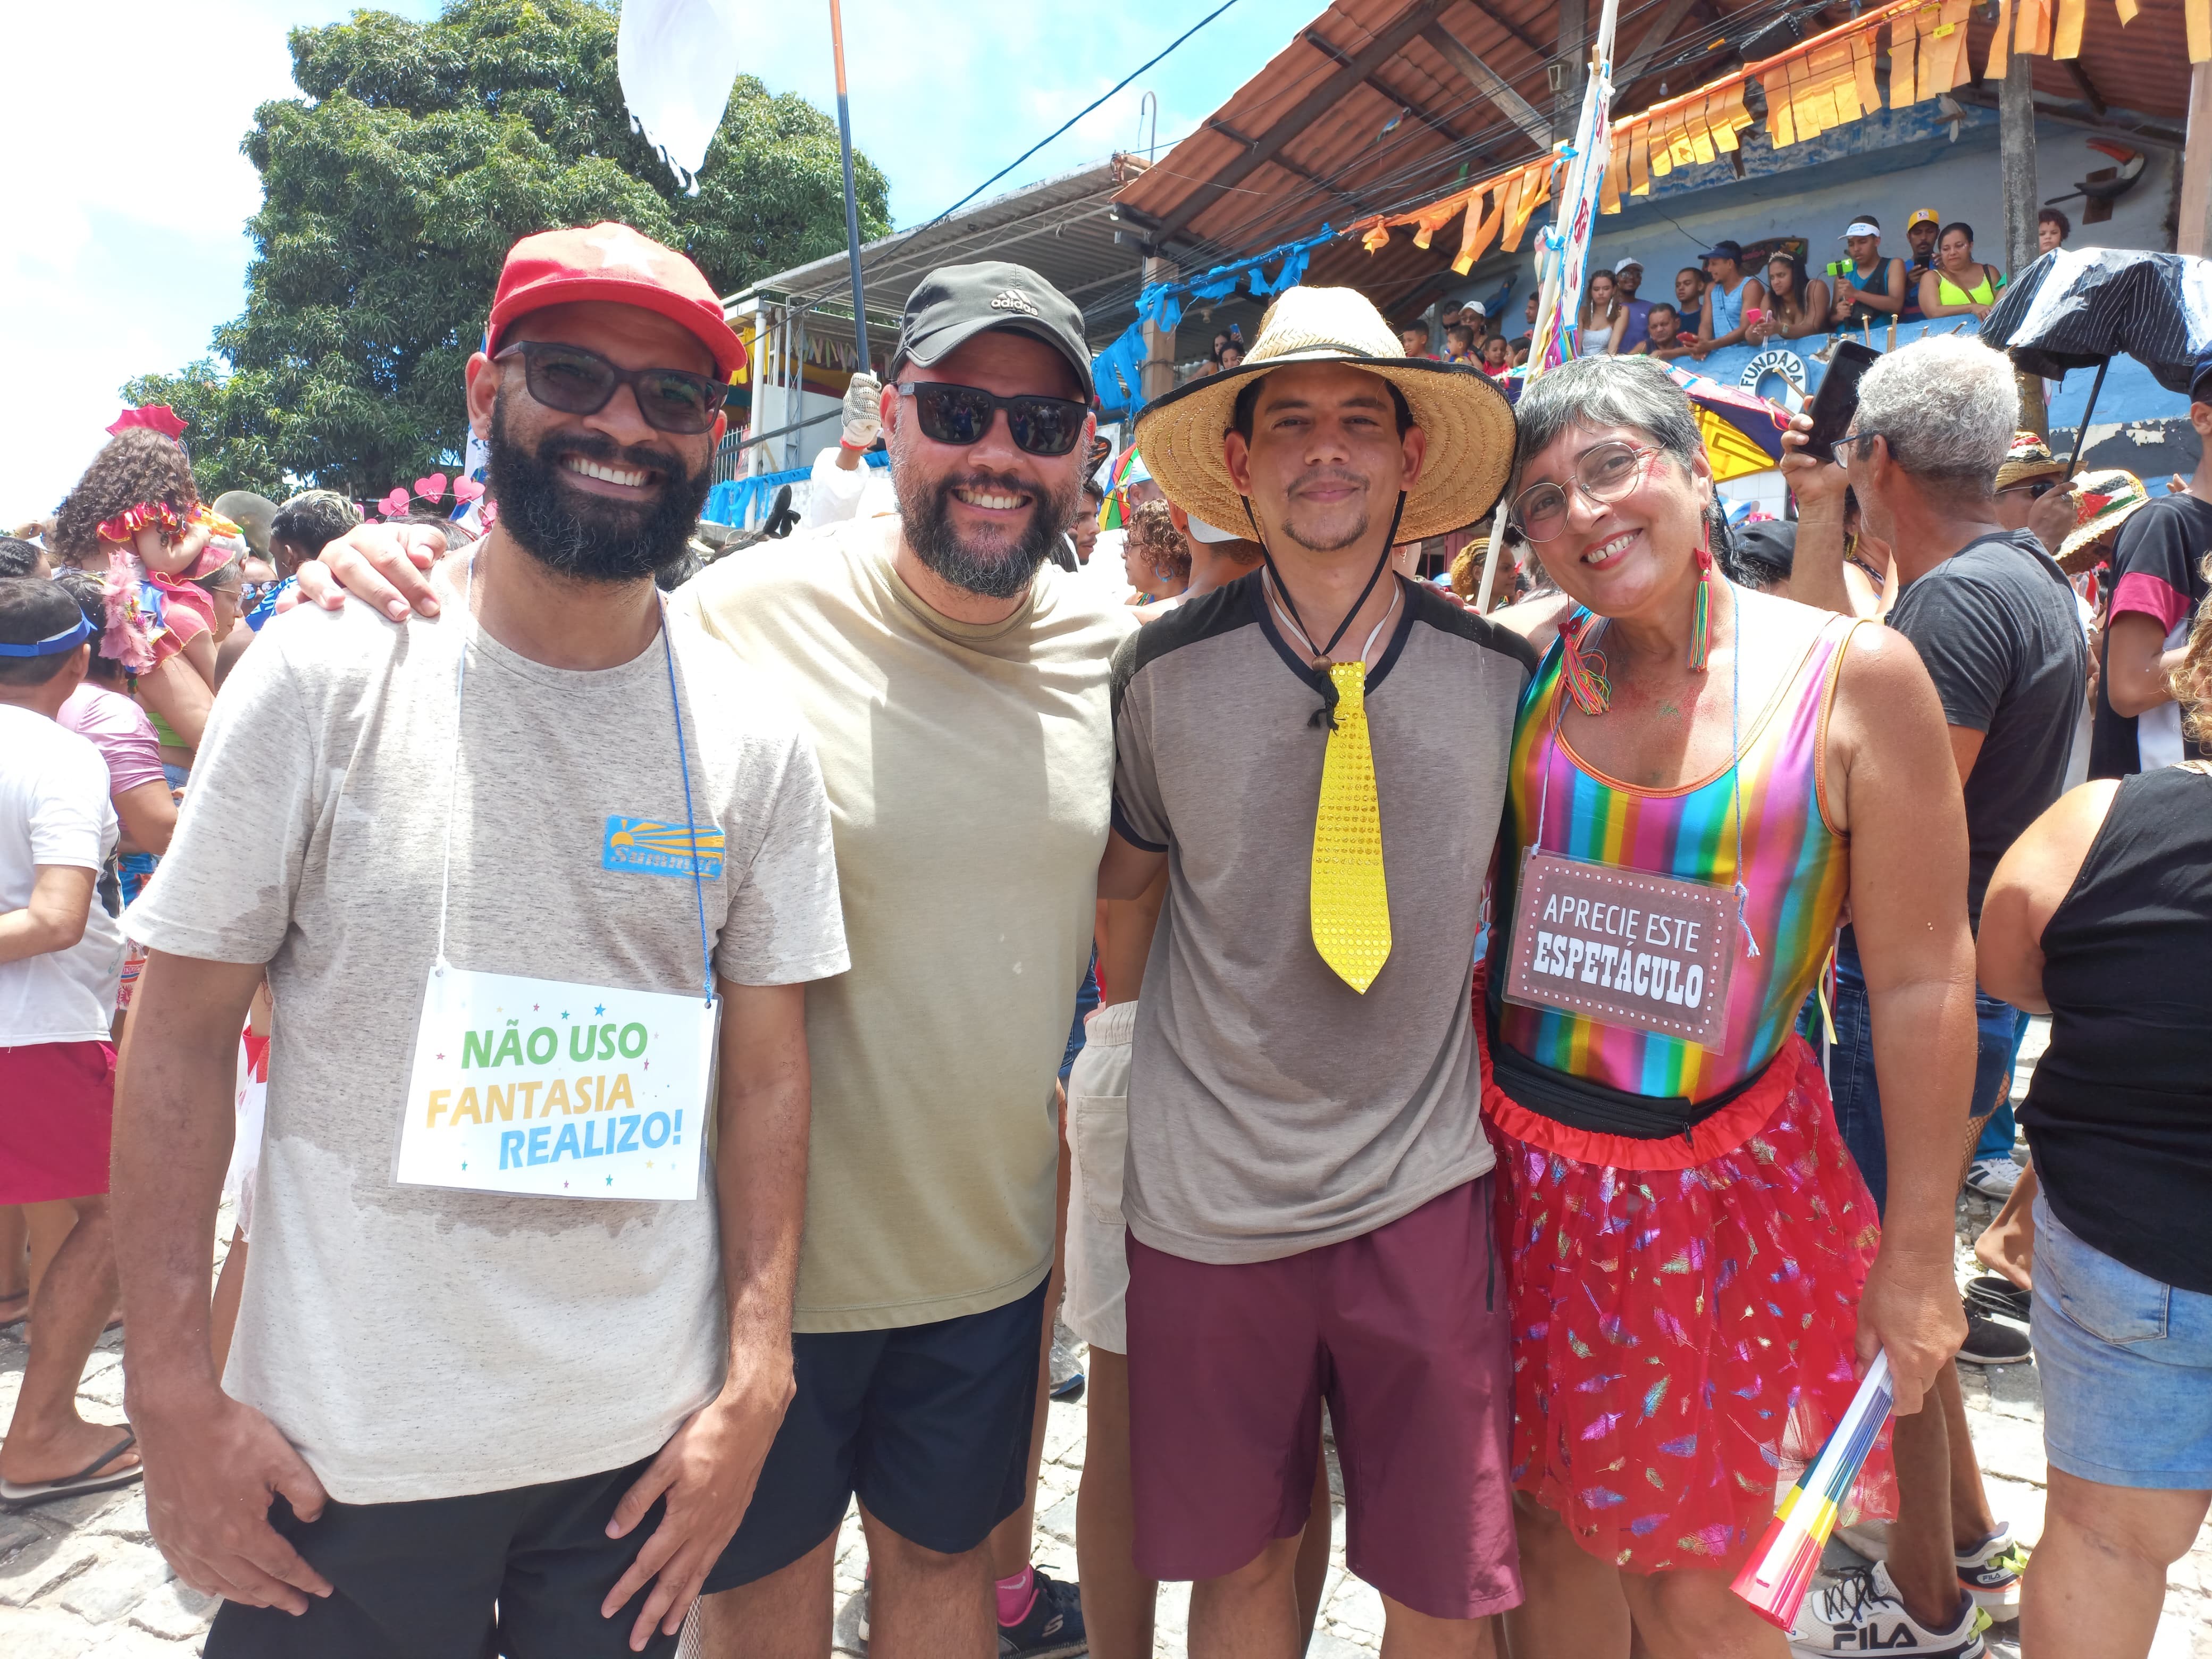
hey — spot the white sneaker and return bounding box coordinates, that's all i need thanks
[1956,1523,2028,1619]
[1964,1156,2023,1200]
[1788,1562,1990,1656]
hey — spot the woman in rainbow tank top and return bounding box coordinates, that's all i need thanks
[1482,358,1976,1658]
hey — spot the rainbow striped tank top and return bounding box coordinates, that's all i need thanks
[1490,614,1858,1103]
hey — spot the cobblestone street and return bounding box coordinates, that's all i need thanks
[8,1029,2212,1656]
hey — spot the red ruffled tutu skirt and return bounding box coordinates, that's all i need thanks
[1482,1030,1894,1573]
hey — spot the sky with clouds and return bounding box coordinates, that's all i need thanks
[1,0,1298,518]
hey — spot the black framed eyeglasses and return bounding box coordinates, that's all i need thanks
[894,381,1088,457]
[1510,440,1662,543]
[1828,431,1887,465]
[493,341,727,435]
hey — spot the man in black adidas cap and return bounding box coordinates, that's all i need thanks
[296,257,1127,1659]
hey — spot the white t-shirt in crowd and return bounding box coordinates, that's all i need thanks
[1,703,123,1045]
[127,567,850,1503]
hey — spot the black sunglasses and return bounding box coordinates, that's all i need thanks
[493,341,727,435]
[894,381,1088,457]
[1999,477,2061,500]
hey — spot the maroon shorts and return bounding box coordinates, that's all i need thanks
[1125,1176,1520,1620]
[0,1041,116,1204]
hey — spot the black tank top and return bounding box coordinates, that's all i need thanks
[2020,765,2212,1294]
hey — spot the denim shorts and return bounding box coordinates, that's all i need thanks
[2032,1194,2212,1490]
[1826,934,2017,1217]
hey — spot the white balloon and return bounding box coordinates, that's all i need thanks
[618,0,746,195]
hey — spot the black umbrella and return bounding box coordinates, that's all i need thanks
[1978,247,2212,473]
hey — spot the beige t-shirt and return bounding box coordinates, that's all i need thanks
[127,572,849,1502]
[679,519,1133,1331]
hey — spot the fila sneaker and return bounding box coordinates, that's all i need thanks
[1787,1562,1990,1656]
[1956,1523,2027,1618]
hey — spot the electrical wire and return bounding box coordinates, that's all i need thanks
[910,0,1247,237]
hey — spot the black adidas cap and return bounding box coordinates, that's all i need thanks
[895,261,1094,402]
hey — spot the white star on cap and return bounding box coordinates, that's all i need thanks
[583,228,664,278]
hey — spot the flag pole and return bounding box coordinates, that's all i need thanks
[827,0,871,368]
[1476,0,1620,611]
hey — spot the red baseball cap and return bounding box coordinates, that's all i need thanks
[485,222,747,381]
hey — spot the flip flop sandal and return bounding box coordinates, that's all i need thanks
[1,1429,143,1509]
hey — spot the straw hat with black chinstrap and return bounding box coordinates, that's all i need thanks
[2056,468,2155,574]
[1995,430,2067,493]
[1135,286,1519,544]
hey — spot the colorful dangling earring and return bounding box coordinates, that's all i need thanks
[1686,515,1715,673]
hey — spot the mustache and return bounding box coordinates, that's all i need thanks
[1287,466,1370,496]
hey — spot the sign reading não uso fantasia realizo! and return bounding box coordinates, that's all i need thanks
[1503,851,1740,1052]
[396,966,716,1201]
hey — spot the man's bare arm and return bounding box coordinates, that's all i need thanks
[602,978,810,1646]
[1098,828,1168,903]
[1777,415,1858,618]
[116,950,335,1613]
[0,865,96,964]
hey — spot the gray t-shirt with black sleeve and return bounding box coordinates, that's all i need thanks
[1110,572,1535,1264]
[126,564,849,1504]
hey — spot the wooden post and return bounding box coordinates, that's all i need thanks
[1555,0,1589,141]
[2000,37,2047,437]
[1999,45,2039,278]
[1141,254,1179,403]
[2181,62,2212,258]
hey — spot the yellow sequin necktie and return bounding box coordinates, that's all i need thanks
[1311,659,1391,992]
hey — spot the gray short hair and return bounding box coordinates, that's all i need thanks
[1510,355,1703,493]
[1854,336,2018,498]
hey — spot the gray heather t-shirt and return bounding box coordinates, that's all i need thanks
[1111,573,1534,1264]
[127,568,849,1503]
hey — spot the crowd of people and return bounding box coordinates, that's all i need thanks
[1392,202,2079,373]
[1,208,2206,1659]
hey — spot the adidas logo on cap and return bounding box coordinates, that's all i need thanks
[990,289,1041,316]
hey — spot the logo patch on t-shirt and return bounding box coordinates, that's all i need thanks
[603,817,724,879]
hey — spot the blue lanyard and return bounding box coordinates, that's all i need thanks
[435,556,716,1004]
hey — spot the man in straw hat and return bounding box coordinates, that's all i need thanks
[1097,284,1534,1652]
[1990,431,2079,547]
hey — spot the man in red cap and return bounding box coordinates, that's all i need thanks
[112,221,852,1657]
[300,248,1129,1659]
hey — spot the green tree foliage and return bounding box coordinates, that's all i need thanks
[129,0,889,499]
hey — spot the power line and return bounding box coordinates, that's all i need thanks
[911,0,1247,236]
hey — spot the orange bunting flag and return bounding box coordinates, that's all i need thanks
[2052,0,2086,56]
[1889,6,1922,105]
[1452,188,1505,274]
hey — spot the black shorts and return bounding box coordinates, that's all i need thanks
[204,1456,675,1658]
[702,1276,1047,1591]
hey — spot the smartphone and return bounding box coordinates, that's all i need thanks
[1802,339,1882,459]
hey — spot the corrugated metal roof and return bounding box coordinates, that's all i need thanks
[731,157,1153,351]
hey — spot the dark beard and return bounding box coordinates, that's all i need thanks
[896,463,1079,600]
[487,393,709,582]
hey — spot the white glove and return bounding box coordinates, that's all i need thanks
[840,371,883,450]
